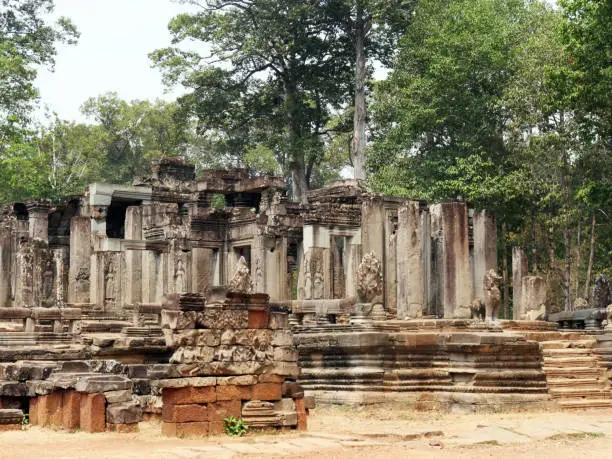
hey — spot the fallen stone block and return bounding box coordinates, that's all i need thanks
[104,390,133,404]
[0,408,23,425]
[106,402,143,424]
[75,375,132,393]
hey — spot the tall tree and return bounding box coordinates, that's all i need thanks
[151,0,353,202]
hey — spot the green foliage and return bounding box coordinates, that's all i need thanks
[20,414,29,426]
[224,416,248,437]
[242,145,281,176]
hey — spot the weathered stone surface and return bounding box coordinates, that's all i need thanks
[216,384,253,401]
[209,399,241,421]
[241,400,281,427]
[166,330,222,347]
[252,383,282,401]
[155,377,216,389]
[273,347,298,362]
[228,256,253,294]
[104,390,133,404]
[268,312,289,329]
[216,375,257,386]
[162,403,209,423]
[75,375,132,393]
[521,276,547,320]
[214,345,273,362]
[170,346,215,364]
[273,398,297,426]
[201,308,248,329]
[106,401,143,424]
[163,386,216,405]
[79,393,106,433]
[162,421,209,438]
[0,362,56,381]
[0,381,26,397]
[281,381,304,399]
[0,408,23,425]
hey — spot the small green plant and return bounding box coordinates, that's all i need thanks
[20,414,29,426]
[224,416,248,437]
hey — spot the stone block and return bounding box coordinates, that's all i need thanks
[0,424,21,431]
[214,345,272,362]
[209,420,225,435]
[106,402,143,424]
[202,308,248,329]
[248,310,269,329]
[271,330,293,347]
[252,383,282,401]
[216,375,257,386]
[106,423,139,433]
[28,397,39,425]
[79,393,106,433]
[163,386,216,405]
[133,378,151,395]
[162,421,210,438]
[258,374,285,383]
[220,329,272,347]
[169,346,215,364]
[295,397,307,431]
[268,312,289,329]
[304,396,315,410]
[216,384,253,401]
[104,390,133,404]
[281,381,304,399]
[274,347,298,362]
[0,408,23,425]
[61,391,81,430]
[75,375,132,393]
[155,377,216,389]
[38,392,63,428]
[162,403,210,423]
[209,400,241,422]
[167,330,222,347]
[273,399,298,427]
[241,400,281,427]
[0,381,27,397]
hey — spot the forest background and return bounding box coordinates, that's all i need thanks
[0,0,610,314]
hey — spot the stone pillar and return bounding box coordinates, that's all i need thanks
[397,201,424,319]
[512,247,528,320]
[361,197,385,306]
[521,275,547,320]
[252,235,266,294]
[385,212,397,318]
[472,210,498,302]
[0,230,11,307]
[124,207,142,305]
[430,202,472,318]
[191,247,212,295]
[26,200,50,242]
[420,209,433,316]
[68,217,92,304]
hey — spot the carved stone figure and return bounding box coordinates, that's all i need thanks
[228,256,253,294]
[105,259,116,301]
[574,297,589,310]
[174,257,186,293]
[356,252,383,304]
[605,304,612,330]
[470,298,486,320]
[313,259,324,300]
[592,275,611,309]
[483,269,502,320]
[41,256,55,305]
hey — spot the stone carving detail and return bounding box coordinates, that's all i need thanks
[605,304,612,330]
[574,297,589,310]
[313,256,324,300]
[174,257,186,293]
[592,275,611,309]
[104,258,117,307]
[303,252,312,300]
[470,298,486,320]
[356,252,383,304]
[483,269,501,320]
[41,255,55,305]
[228,256,253,294]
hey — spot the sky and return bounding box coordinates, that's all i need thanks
[35,0,198,123]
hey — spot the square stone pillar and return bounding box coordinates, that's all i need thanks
[420,208,433,316]
[512,246,528,319]
[361,197,385,306]
[397,201,424,319]
[0,229,11,307]
[191,247,212,295]
[472,210,498,301]
[430,202,472,318]
[123,207,142,305]
[68,217,92,304]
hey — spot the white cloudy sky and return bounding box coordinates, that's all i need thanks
[35,0,198,123]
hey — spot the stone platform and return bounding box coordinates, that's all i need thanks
[294,320,556,411]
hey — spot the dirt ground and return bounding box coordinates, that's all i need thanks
[1,406,612,458]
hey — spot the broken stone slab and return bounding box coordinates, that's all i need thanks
[153,377,216,389]
[273,398,298,426]
[0,362,57,381]
[105,390,133,404]
[282,381,304,399]
[75,375,132,393]
[216,375,258,386]
[106,401,143,424]
[0,382,27,397]
[136,395,162,414]
[0,409,23,425]
[241,400,282,427]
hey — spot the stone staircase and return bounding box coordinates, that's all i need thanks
[542,338,612,409]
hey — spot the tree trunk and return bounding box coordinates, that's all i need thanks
[560,112,572,312]
[574,223,581,299]
[584,213,596,300]
[501,222,510,319]
[285,73,307,203]
[352,4,367,180]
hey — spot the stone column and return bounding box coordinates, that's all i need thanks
[26,200,50,242]
[68,217,92,304]
[124,207,142,305]
[472,210,498,302]
[512,247,528,320]
[430,202,472,318]
[385,212,398,318]
[521,275,547,320]
[0,229,11,307]
[397,201,424,319]
[420,209,433,316]
[361,197,385,306]
[191,247,212,295]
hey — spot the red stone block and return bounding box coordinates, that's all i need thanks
[161,421,210,438]
[252,383,282,401]
[61,391,81,430]
[39,392,63,428]
[163,386,216,406]
[106,423,139,433]
[295,398,307,431]
[162,404,210,423]
[248,310,269,329]
[79,393,106,433]
[216,384,253,401]
[209,400,241,421]
[28,397,39,425]
[209,420,225,435]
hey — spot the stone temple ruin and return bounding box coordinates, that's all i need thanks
[0,157,611,434]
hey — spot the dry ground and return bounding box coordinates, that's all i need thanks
[1,406,612,458]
